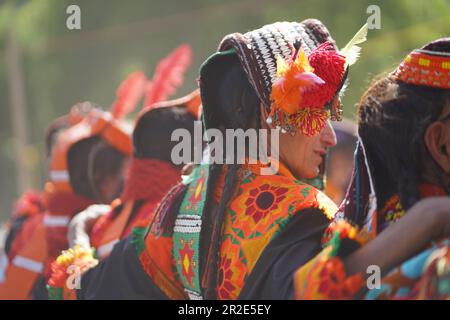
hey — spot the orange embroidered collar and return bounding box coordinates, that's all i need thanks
[243,159,296,179]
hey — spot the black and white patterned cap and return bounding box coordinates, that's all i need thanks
[199,19,338,131]
[218,19,337,109]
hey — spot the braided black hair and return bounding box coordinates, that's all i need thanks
[201,54,261,298]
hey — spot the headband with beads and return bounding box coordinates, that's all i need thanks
[393,49,450,89]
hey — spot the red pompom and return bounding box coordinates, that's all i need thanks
[302,42,346,108]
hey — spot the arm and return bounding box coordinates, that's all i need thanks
[294,197,450,299]
[344,197,450,276]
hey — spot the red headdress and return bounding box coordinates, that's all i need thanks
[144,44,193,109]
[393,44,450,89]
[201,20,368,136]
[49,107,132,194]
[269,24,368,135]
[118,44,198,201]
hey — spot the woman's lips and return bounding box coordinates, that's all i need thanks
[314,149,327,156]
[312,153,322,165]
[313,150,326,166]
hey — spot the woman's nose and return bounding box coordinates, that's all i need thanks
[320,121,337,147]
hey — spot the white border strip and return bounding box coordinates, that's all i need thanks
[50,170,70,182]
[43,215,70,227]
[12,255,44,273]
[97,239,119,258]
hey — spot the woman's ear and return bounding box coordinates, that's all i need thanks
[424,121,450,173]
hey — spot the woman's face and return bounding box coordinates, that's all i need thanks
[278,121,337,180]
[260,104,337,180]
[97,158,130,204]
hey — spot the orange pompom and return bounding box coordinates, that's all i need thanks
[271,51,325,115]
[270,43,346,135]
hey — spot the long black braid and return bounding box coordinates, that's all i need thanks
[200,56,261,298]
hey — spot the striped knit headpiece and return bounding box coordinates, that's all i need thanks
[200,19,365,136]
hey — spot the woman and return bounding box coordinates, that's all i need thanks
[63,45,195,260]
[0,103,90,289]
[294,38,450,299]
[1,103,91,261]
[66,91,201,260]
[47,18,367,300]
[0,103,131,299]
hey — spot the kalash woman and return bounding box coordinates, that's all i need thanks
[62,45,197,261]
[66,91,201,260]
[0,104,90,295]
[1,103,91,266]
[0,103,132,300]
[46,92,201,300]
[47,18,368,300]
[294,38,450,300]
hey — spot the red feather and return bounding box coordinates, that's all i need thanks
[111,71,147,119]
[144,44,192,109]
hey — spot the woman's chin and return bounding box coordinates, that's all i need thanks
[297,167,320,180]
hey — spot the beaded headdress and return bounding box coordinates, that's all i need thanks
[200,19,368,136]
[393,38,450,89]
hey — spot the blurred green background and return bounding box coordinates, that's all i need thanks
[0,0,449,222]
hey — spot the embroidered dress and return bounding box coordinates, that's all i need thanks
[47,161,337,300]
[132,162,337,300]
[216,165,336,299]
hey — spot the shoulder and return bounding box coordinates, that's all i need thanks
[233,171,338,220]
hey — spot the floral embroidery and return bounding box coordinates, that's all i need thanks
[294,224,365,300]
[218,169,338,299]
[296,187,449,300]
[217,235,248,300]
[217,256,236,299]
[317,257,363,299]
[294,247,364,300]
[244,184,288,224]
[322,219,371,248]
